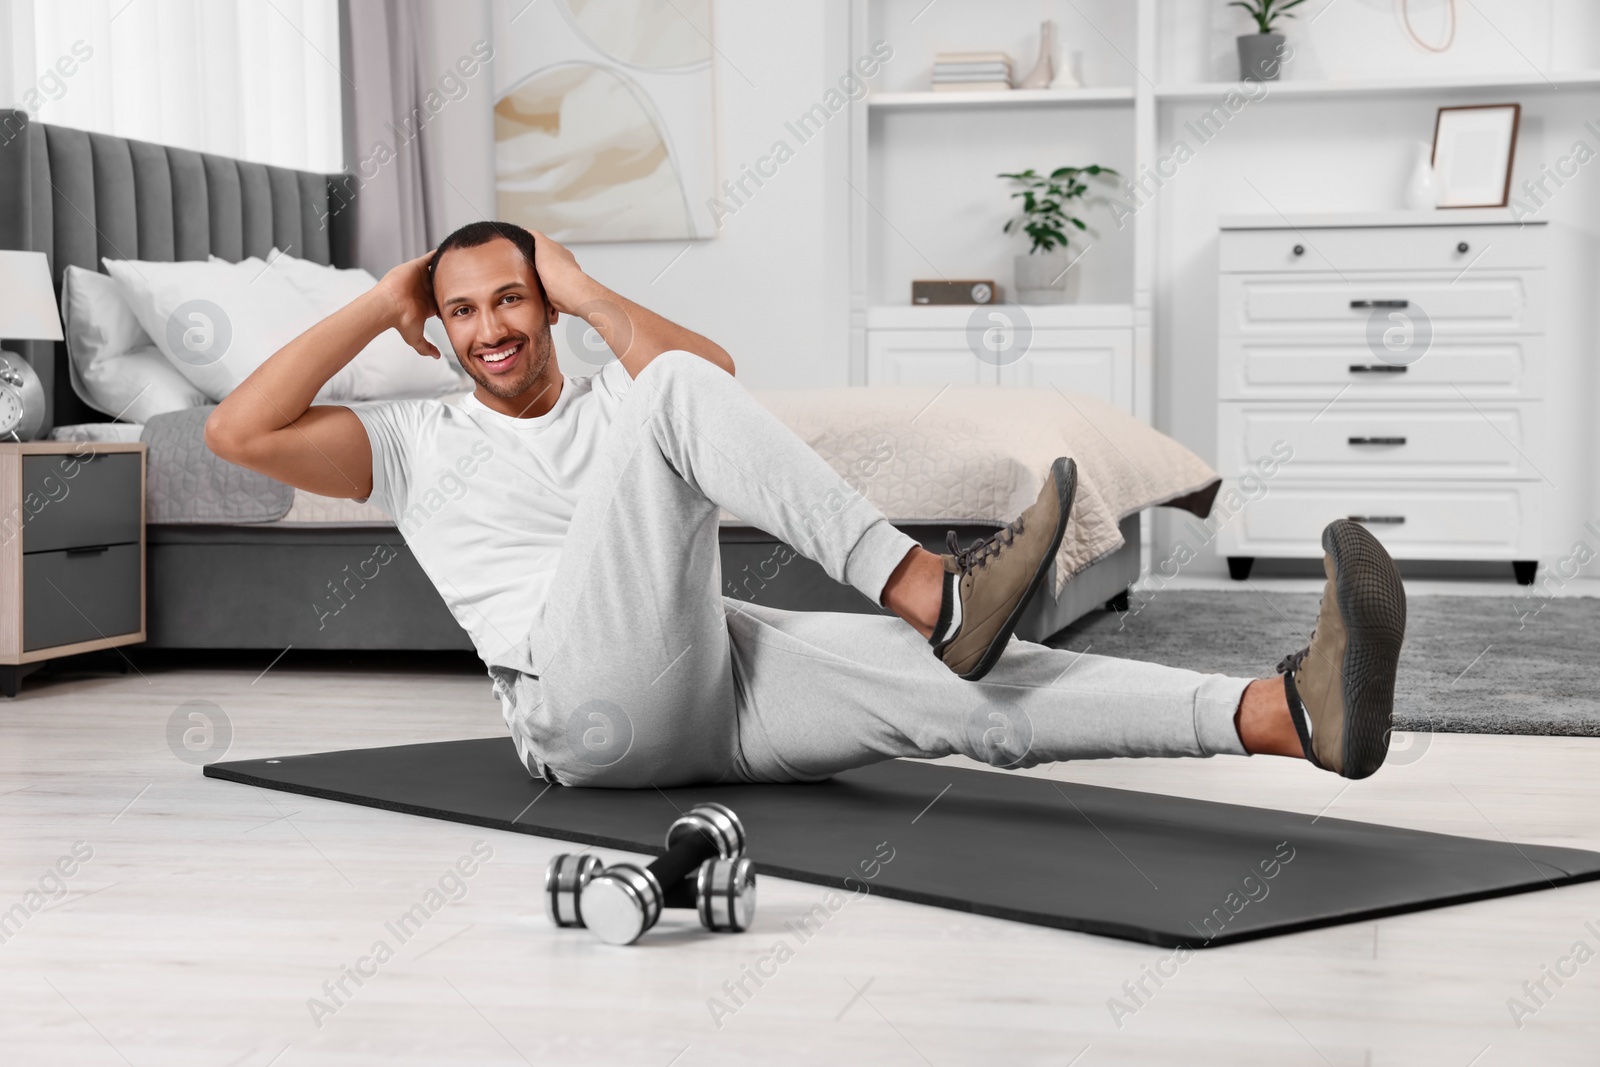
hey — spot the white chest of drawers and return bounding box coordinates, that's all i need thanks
[1215,213,1547,584]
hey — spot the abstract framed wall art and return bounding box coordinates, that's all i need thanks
[492,0,718,241]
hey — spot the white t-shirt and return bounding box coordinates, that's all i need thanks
[354,358,634,673]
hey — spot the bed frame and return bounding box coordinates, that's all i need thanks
[0,111,1136,653]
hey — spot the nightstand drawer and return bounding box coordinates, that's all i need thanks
[22,452,142,553]
[23,543,142,651]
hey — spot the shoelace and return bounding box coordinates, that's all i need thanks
[946,516,1025,576]
[1276,646,1309,676]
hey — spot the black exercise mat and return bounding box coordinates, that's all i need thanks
[205,738,1600,947]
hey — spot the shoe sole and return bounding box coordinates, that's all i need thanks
[958,457,1078,682]
[1324,519,1407,779]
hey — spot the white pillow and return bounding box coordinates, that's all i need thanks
[59,265,208,423]
[249,249,465,401]
[102,256,324,403]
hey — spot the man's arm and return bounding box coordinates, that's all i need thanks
[532,232,736,378]
[205,253,438,498]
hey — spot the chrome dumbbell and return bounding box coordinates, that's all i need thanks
[544,853,605,928]
[544,802,757,945]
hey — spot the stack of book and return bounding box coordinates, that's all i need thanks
[930,52,1012,92]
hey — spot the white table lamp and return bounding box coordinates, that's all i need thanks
[0,250,61,440]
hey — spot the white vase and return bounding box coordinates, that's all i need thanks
[1404,141,1440,211]
[1018,21,1054,90]
[1049,47,1083,90]
[1014,250,1080,304]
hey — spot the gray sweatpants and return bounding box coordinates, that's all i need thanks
[493,351,1251,788]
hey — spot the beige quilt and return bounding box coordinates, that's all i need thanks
[739,385,1220,596]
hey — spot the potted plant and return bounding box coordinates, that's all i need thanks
[999,165,1118,304]
[1231,0,1305,81]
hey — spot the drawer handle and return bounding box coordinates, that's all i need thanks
[1349,299,1409,309]
[1292,243,1305,256]
[1348,436,1407,446]
[1348,515,1406,525]
[1348,364,1408,374]
[65,545,111,556]
[1457,241,1469,254]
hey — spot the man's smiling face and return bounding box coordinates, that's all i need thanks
[432,236,560,404]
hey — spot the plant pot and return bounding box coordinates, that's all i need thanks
[1237,33,1285,81]
[1014,251,1079,305]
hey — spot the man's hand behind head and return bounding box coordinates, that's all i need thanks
[377,252,443,359]
[526,231,595,317]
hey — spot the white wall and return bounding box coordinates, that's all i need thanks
[418,0,855,389]
[1149,0,1600,576]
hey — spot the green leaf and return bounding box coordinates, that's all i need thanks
[1002,163,1118,245]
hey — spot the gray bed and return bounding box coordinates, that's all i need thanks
[0,110,1139,653]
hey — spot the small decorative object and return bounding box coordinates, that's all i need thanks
[1403,140,1440,210]
[1401,0,1457,53]
[912,280,999,306]
[1432,103,1520,208]
[1000,165,1119,304]
[931,51,1012,92]
[1017,21,1054,90]
[0,250,63,441]
[1050,44,1083,90]
[1231,0,1306,81]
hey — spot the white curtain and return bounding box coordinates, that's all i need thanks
[23,0,342,173]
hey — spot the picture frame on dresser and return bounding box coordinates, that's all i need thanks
[1432,103,1521,209]
[0,442,147,696]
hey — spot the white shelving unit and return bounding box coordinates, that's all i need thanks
[1154,70,1600,101]
[866,87,1135,110]
[845,0,1152,423]
[845,0,1600,577]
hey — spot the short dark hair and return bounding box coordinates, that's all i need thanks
[428,220,545,304]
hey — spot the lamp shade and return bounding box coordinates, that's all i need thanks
[0,250,63,341]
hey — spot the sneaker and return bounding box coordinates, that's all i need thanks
[1276,519,1408,779]
[934,457,1077,681]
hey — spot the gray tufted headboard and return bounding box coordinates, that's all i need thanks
[0,109,357,431]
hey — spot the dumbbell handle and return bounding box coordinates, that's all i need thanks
[643,828,723,899]
[662,877,697,910]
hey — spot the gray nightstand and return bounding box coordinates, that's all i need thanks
[0,442,146,696]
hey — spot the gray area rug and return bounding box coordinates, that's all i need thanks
[1045,591,1599,737]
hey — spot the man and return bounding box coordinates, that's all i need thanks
[207,221,1408,789]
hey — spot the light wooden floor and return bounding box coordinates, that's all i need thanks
[2,656,1599,1066]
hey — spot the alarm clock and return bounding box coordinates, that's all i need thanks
[0,350,46,441]
[911,280,1000,305]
